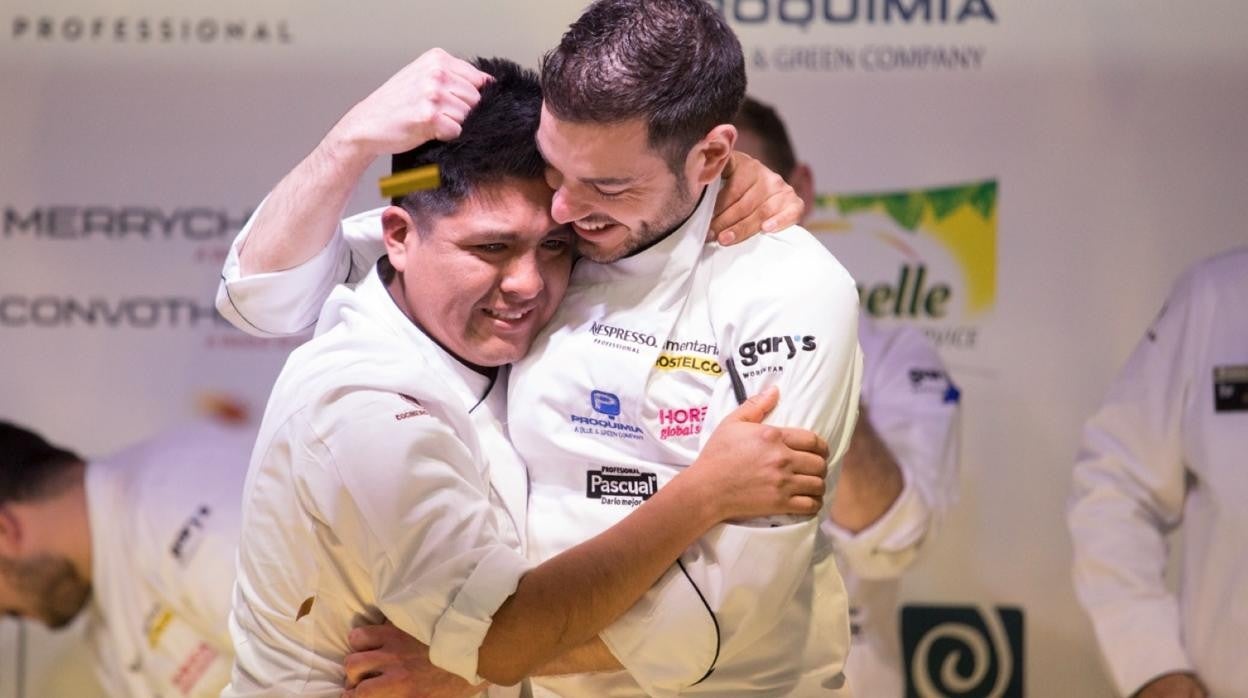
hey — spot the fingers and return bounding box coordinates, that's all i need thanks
[347,624,388,652]
[343,650,386,688]
[725,385,779,424]
[760,189,804,232]
[788,450,830,480]
[777,427,830,460]
[785,494,823,517]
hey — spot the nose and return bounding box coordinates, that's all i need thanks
[550,186,587,225]
[500,251,544,300]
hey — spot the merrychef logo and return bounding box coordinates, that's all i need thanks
[738,334,817,367]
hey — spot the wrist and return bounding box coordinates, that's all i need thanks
[318,127,381,177]
[666,467,721,531]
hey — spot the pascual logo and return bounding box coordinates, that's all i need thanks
[656,406,709,441]
[711,0,996,26]
[11,16,293,45]
[590,321,657,354]
[737,334,817,370]
[901,604,1024,698]
[810,179,996,351]
[4,206,250,241]
[586,465,658,506]
[570,390,644,440]
[0,295,227,329]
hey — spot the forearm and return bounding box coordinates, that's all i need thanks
[533,638,623,676]
[830,410,905,533]
[477,474,717,685]
[238,132,375,276]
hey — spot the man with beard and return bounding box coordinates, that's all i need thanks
[0,419,254,698]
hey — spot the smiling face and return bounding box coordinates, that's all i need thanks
[383,176,574,367]
[537,106,704,263]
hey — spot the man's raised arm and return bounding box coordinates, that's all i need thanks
[216,49,489,336]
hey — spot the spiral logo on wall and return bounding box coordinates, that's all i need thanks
[900,604,1024,698]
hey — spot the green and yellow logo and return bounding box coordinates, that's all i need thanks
[809,179,997,349]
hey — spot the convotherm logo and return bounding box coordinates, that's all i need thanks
[10,15,293,45]
[901,604,1024,698]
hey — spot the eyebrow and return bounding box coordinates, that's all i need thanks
[535,137,635,188]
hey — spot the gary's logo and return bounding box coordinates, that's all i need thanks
[738,335,817,367]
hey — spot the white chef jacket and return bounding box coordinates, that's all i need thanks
[1068,248,1248,698]
[505,180,862,696]
[215,184,863,695]
[224,267,532,697]
[84,420,253,698]
[827,316,961,698]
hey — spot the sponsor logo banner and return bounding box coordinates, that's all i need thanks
[712,0,997,74]
[811,179,997,353]
[9,15,293,45]
[901,604,1024,698]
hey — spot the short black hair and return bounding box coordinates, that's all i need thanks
[540,0,746,170]
[0,422,83,504]
[391,56,545,229]
[734,95,798,179]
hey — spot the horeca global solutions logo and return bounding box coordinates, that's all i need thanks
[809,179,997,352]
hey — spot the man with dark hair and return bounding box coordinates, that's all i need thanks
[222,56,830,697]
[220,1,864,693]
[0,418,254,697]
[732,94,964,697]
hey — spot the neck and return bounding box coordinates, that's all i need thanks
[384,273,499,380]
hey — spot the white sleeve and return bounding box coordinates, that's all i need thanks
[825,322,961,580]
[600,235,862,692]
[1067,274,1200,697]
[315,392,533,685]
[214,202,383,337]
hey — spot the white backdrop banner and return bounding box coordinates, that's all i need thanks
[2,1,1245,696]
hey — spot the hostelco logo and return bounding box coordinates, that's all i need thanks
[901,604,1024,698]
[810,179,997,352]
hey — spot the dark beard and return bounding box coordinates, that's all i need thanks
[0,554,91,629]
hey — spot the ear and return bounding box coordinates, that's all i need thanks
[687,124,738,187]
[788,162,816,224]
[381,205,418,274]
[0,505,24,559]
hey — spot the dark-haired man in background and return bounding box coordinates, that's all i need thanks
[222,57,832,698]
[0,419,253,697]
[734,95,963,697]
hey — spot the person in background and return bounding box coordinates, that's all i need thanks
[1068,247,1247,698]
[0,417,254,698]
[734,95,963,697]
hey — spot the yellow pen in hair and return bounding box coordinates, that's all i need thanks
[379,164,441,199]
